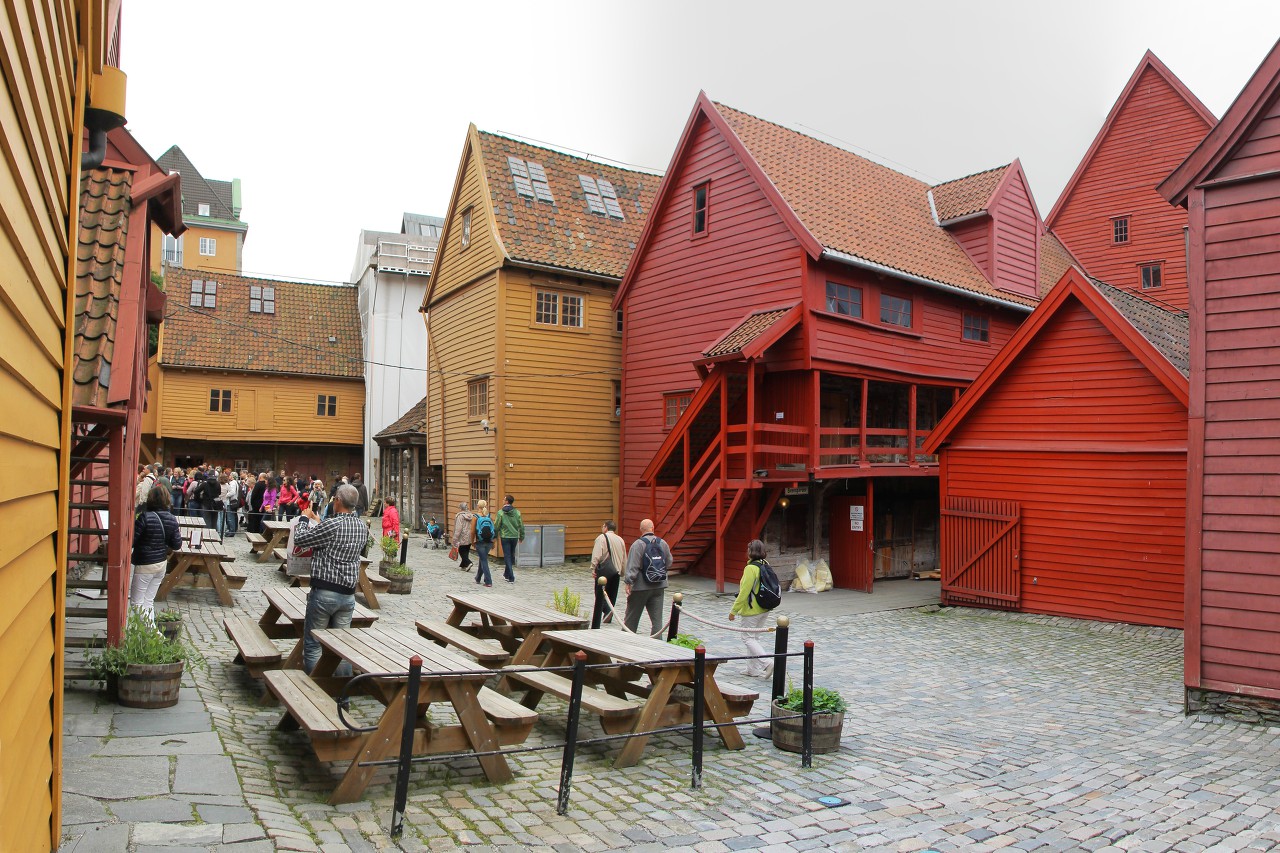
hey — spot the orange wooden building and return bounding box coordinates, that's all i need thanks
[1160,37,1280,716]
[615,94,1075,590]
[924,270,1189,627]
[1047,51,1215,311]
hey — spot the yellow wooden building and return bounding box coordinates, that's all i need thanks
[424,126,659,557]
[147,145,246,275]
[144,268,365,479]
[2,1,122,847]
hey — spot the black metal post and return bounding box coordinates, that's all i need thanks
[390,655,422,839]
[691,646,705,789]
[557,651,588,815]
[801,640,814,768]
[666,592,683,641]
[772,616,790,701]
[591,576,607,629]
[399,535,409,566]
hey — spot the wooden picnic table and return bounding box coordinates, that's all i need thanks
[510,628,752,768]
[256,519,293,562]
[440,591,588,666]
[177,516,221,542]
[155,540,244,606]
[275,551,388,609]
[258,586,378,669]
[269,624,536,804]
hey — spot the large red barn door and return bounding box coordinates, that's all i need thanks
[829,496,872,593]
[940,497,1020,608]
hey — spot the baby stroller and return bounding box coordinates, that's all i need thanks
[422,516,446,549]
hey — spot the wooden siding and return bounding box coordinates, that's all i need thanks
[1196,165,1280,696]
[1050,65,1212,311]
[1,1,84,849]
[429,131,503,306]
[499,268,621,555]
[620,112,805,534]
[153,370,364,444]
[949,217,992,279]
[990,170,1039,298]
[940,298,1187,627]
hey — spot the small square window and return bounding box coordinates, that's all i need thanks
[664,392,693,430]
[460,207,473,250]
[962,313,990,343]
[880,294,912,328]
[561,294,583,328]
[825,281,863,318]
[209,389,231,413]
[469,475,490,510]
[692,183,709,234]
[1141,263,1163,290]
[316,395,337,417]
[535,291,559,325]
[197,203,210,216]
[1113,217,1130,244]
[190,279,204,307]
[199,237,217,256]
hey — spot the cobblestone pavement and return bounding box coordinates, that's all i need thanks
[61,528,1280,852]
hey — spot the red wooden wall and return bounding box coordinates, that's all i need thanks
[949,218,991,279]
[1049,60,1213,311]
[990,170,1040,299]
[1193,90,1280,696]
[619,110,805,535]
[939,299,1187,627]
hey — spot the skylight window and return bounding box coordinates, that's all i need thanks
[579,176,625,220]
[508,156,553,203]
[190,279,216,309]
[249,284,276,314]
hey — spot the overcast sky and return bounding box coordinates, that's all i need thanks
[121,1,1280,285]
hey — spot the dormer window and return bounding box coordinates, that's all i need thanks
[1112,216,1130,244]
[249,284,276,314]
[190,279,216,309]
[197,203,210,216]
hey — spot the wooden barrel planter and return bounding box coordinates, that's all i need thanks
[770,700,844,754]
[387,572,413,595]
[158,618,182,643]
[117,662,184,709]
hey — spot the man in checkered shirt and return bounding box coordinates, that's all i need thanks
[294,483,367,673]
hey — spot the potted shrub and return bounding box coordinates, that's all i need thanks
[85,609,202,709]
[385,563,413,594]
[771,684,847,754]
[379,535,400,573]
[154,609,182,643]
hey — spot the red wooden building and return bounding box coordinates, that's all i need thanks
[615,94,1075,590]
[923,270,1189,627]
[70,127,183,648]
[1160,37,1280,716]
[1047,51,1215,312]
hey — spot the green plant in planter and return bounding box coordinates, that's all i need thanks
[380,535,400,561]
[667,633,704,650]
[385,563,413,579]
[154,609,181,624]
[84,609,203,682]
[550,587,581,617]
[776,684,847,715]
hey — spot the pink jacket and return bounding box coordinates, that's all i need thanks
[382,506,401,541]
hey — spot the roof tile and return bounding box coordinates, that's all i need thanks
[931,165,1008,222]
[1089,277,1190,376]
[72,167,132,408]
[1039,231,1080,297]
[704,306,795,358]
[159,268,362,379]
[375,396,427,439]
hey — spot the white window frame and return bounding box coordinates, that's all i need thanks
[199,237,217,256]
[197,202,211,216]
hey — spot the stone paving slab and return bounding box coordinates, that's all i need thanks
[62,524,1280,852]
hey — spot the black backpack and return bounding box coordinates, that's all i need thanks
[749,559,782,611]
[640,535,668,584]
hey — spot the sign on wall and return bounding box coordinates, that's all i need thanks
[849,505,865,532]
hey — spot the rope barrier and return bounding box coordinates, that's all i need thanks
[596,586,670,638]
[673,603,775,634]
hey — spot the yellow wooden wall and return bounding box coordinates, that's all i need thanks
[498,268,622,556]
[153,369,363,444]
[1,1,99,849]
[429,127,503,306]
[149,220,242,277]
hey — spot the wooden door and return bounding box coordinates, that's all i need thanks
[940,497,1020,608]
[829,496,872,592]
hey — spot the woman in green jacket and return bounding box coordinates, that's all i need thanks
[728,539,774,678]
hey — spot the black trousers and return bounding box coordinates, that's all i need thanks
[458,543,472,569]
[591,570,621,628]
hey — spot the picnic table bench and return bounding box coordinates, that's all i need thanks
[273,551,388,609]
[265,624,538,804]
[254,520,293,562]
[441,591,588,666]
[416,620,510,666]
[224,586,378,677]
[155,540,243,606]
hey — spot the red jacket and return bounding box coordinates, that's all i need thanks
[382,506,401,541]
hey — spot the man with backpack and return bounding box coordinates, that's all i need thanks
[728,538,781,678]
[622,518,673,636]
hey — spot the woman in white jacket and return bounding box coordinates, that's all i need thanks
[217,473,239,538]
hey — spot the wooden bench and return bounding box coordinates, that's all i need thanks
[246,532,268,553]
[502,665,644,719]
[417,620,510,666]
[222,564,247,589]
[224,616,282,678]
[263,669,363,760]
[709,681,759,718]
[476,686,539,738]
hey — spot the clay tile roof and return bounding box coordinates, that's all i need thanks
[930,165,1009,222]
[704,306,795,358]
[712,103,1034,307]
[159,268,362,379]
[376,396,427,439]
[72,167,133,408]
[1039,231,1080,297]
[476,131,660,279]
[1089,277,1190,376]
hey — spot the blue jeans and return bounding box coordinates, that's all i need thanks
[501,538,518,582]
[303,588,355,674]
[474,542,493,585]
[217,508,238,537]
